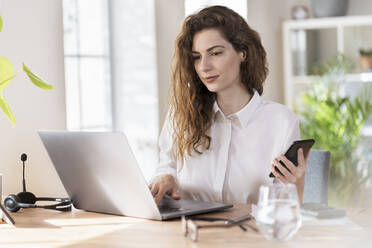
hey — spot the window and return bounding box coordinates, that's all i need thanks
[63,0,158,180]
[108,0,158,180]
[63,0,112,131]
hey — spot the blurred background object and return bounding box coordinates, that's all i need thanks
[359,48,372,72]
[311,0,349,18]
[291,5,310,20]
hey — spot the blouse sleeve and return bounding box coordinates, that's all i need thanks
[150,117,178,183]
[282,117,301,152]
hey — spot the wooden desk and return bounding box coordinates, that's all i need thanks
[0,204,371,248]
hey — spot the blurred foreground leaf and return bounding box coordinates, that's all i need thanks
[0,15,3,32]
[0,57,15,91]
[0,94,16,126]
[22,63,53,90]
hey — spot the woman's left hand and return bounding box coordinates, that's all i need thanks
[270,148,308,184]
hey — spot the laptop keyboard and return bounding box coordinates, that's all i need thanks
[158,205,185,213]
[158,196,189,213]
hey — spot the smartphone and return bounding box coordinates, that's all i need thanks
[0,202,15,225]
[269,139,315,178]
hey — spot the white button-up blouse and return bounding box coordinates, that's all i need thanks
[153,91,300,204]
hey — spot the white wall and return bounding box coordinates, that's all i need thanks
[155,0,185,128]
[0,0,67,197]
[246,0,286,103]
[346,0,372,16]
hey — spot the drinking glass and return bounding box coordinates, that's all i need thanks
[256,182,302,241]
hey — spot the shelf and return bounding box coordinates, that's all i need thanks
[345,72,372,82]
[284,15,372,30]
[290,73,372,85]
[283,15,372,107]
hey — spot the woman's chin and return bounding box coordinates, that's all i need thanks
[205,85,219,93]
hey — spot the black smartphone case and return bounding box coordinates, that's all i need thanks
[269,139,315,178]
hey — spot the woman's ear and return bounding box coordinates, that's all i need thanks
[239,50,247,62]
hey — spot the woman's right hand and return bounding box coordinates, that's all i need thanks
[149,174,181,205]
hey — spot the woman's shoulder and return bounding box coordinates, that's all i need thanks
[258,98,298,123]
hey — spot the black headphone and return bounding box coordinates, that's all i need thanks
[4,153,72,213]
[4,194,72,212]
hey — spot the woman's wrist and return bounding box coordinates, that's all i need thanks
[295,176,305,203]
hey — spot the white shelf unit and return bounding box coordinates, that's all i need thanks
[282,15,372,108]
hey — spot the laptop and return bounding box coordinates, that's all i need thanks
[38,131,233,220]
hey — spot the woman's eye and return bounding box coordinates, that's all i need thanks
[211,51,222,56]
[193,56,201,60]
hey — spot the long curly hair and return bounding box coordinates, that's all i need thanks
[170,5,268,164]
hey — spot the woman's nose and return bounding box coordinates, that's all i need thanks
[199,56,212,72]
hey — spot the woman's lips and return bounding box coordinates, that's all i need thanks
[204,75,219,83]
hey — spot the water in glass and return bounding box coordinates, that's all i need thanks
[256,183,302,241]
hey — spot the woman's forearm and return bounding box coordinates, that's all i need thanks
[295,175,305,204]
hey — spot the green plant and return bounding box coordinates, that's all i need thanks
[311,54,354,76]
[360,48,372,57]
[0,15,53,126]
[299,55,372,206]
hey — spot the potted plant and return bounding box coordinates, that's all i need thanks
[359,48,372,72]
[0,15,53,126]
[311,0,349,18]
[299,54,372,207]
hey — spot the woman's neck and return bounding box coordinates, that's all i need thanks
[216,86,252,116]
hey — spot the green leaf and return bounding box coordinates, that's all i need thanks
[22,63,53,90]
[0,94,16,126]
[0,74,17,91]
[0,57,15,91]
[0,15,3,32]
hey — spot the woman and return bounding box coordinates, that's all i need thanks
[150,6,308,205]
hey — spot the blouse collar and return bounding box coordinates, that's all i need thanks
[212,90,262,128]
